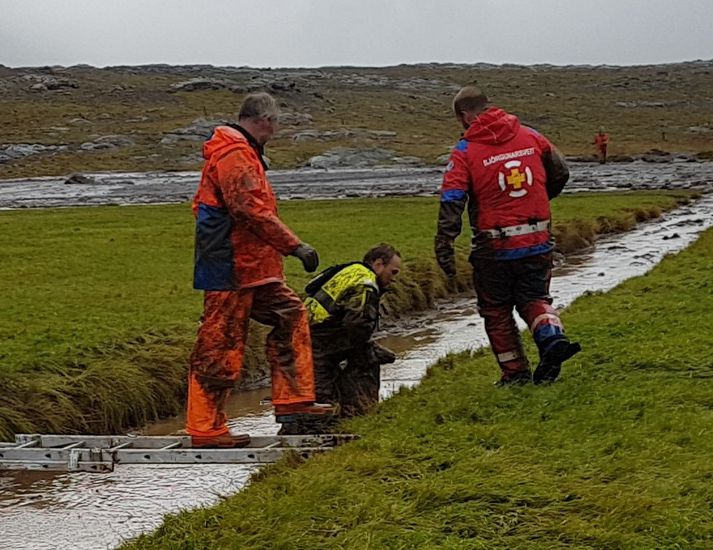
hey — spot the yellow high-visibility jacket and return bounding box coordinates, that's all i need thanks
[305,262,380,346]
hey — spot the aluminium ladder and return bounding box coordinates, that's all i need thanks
[0,433,353,473]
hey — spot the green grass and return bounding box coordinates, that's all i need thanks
[0,191,694,439]
[125,227,713,550]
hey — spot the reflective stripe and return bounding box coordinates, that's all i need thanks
[529,313,561,333]
[481,219,550,239]
[497,350,521,363]
[312,289,339,315]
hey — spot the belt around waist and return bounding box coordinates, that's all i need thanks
[480,219,551,239]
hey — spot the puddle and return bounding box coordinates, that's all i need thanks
[1,194,712,549]
[0,161,711,208]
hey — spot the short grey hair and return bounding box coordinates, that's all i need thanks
[238,92,280,121]
[453,86,488,116]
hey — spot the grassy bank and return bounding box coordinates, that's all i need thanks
[127,227,713,550]
[0,191,694,439]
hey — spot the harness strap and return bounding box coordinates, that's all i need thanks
[312,288,340,315]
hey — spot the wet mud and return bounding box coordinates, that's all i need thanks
[0,161,712,209]
[1,194,712,549]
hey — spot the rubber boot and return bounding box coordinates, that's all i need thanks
[494,369,532,387]
[274,402,336,424]
[533,338,582,384]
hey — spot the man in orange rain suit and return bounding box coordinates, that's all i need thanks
[593,128,609,164]
[435,86,581,386]
[188,92,333,448]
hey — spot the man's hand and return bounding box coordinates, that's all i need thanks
[370,342,396,365]
[291,242,319,272]
[434,235,457,279]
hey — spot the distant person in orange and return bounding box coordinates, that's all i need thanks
[188,92,334,448]
[593,128,609,164]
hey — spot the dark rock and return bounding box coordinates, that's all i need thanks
[65,173,97,185]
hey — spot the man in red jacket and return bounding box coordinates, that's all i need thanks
[188,92,333,447]
[435,86,581,385]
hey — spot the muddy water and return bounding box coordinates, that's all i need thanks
[0,161,711,208]
[1,195,712,549]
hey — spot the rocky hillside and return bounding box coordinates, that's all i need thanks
[1,61,712,178]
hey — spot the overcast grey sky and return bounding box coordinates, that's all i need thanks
[1,0,712,68]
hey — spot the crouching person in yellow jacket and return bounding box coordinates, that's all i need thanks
[278,244,402,435]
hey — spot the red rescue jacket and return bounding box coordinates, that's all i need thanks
[192,125,300,290]
[439,107,568,260]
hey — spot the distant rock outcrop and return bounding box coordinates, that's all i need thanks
[23,74,79,92]
[0,143,68,163]
[308,147,422,169]
[279,112,314,126]
[79,135,135,151]
[160,118,221,145]
[169,78,230,92]
[288,128,396,143]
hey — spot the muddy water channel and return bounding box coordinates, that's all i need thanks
[0,161,712,208]
[1,195,712,549]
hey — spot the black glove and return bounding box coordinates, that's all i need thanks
[291,242,319,273]
[371,342,396,365]
[434,236,456,279]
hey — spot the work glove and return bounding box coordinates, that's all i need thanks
[434,235,456,279]
[370,342,397,365]
[291,242,319,273]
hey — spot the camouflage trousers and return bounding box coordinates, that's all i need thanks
[278,341,381,435]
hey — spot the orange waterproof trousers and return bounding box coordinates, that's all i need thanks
[186,282,316,437]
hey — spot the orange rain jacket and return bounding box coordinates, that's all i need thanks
[192,125,300,289]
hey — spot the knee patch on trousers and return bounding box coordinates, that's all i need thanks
[196,373,236,392]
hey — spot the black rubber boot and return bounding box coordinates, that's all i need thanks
[494,369,532,387]
[533,340,581,384]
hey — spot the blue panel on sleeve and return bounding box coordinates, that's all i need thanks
[441,189,467,203]
[454,139,469,152]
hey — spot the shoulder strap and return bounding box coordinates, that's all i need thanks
[305,262,361,297]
